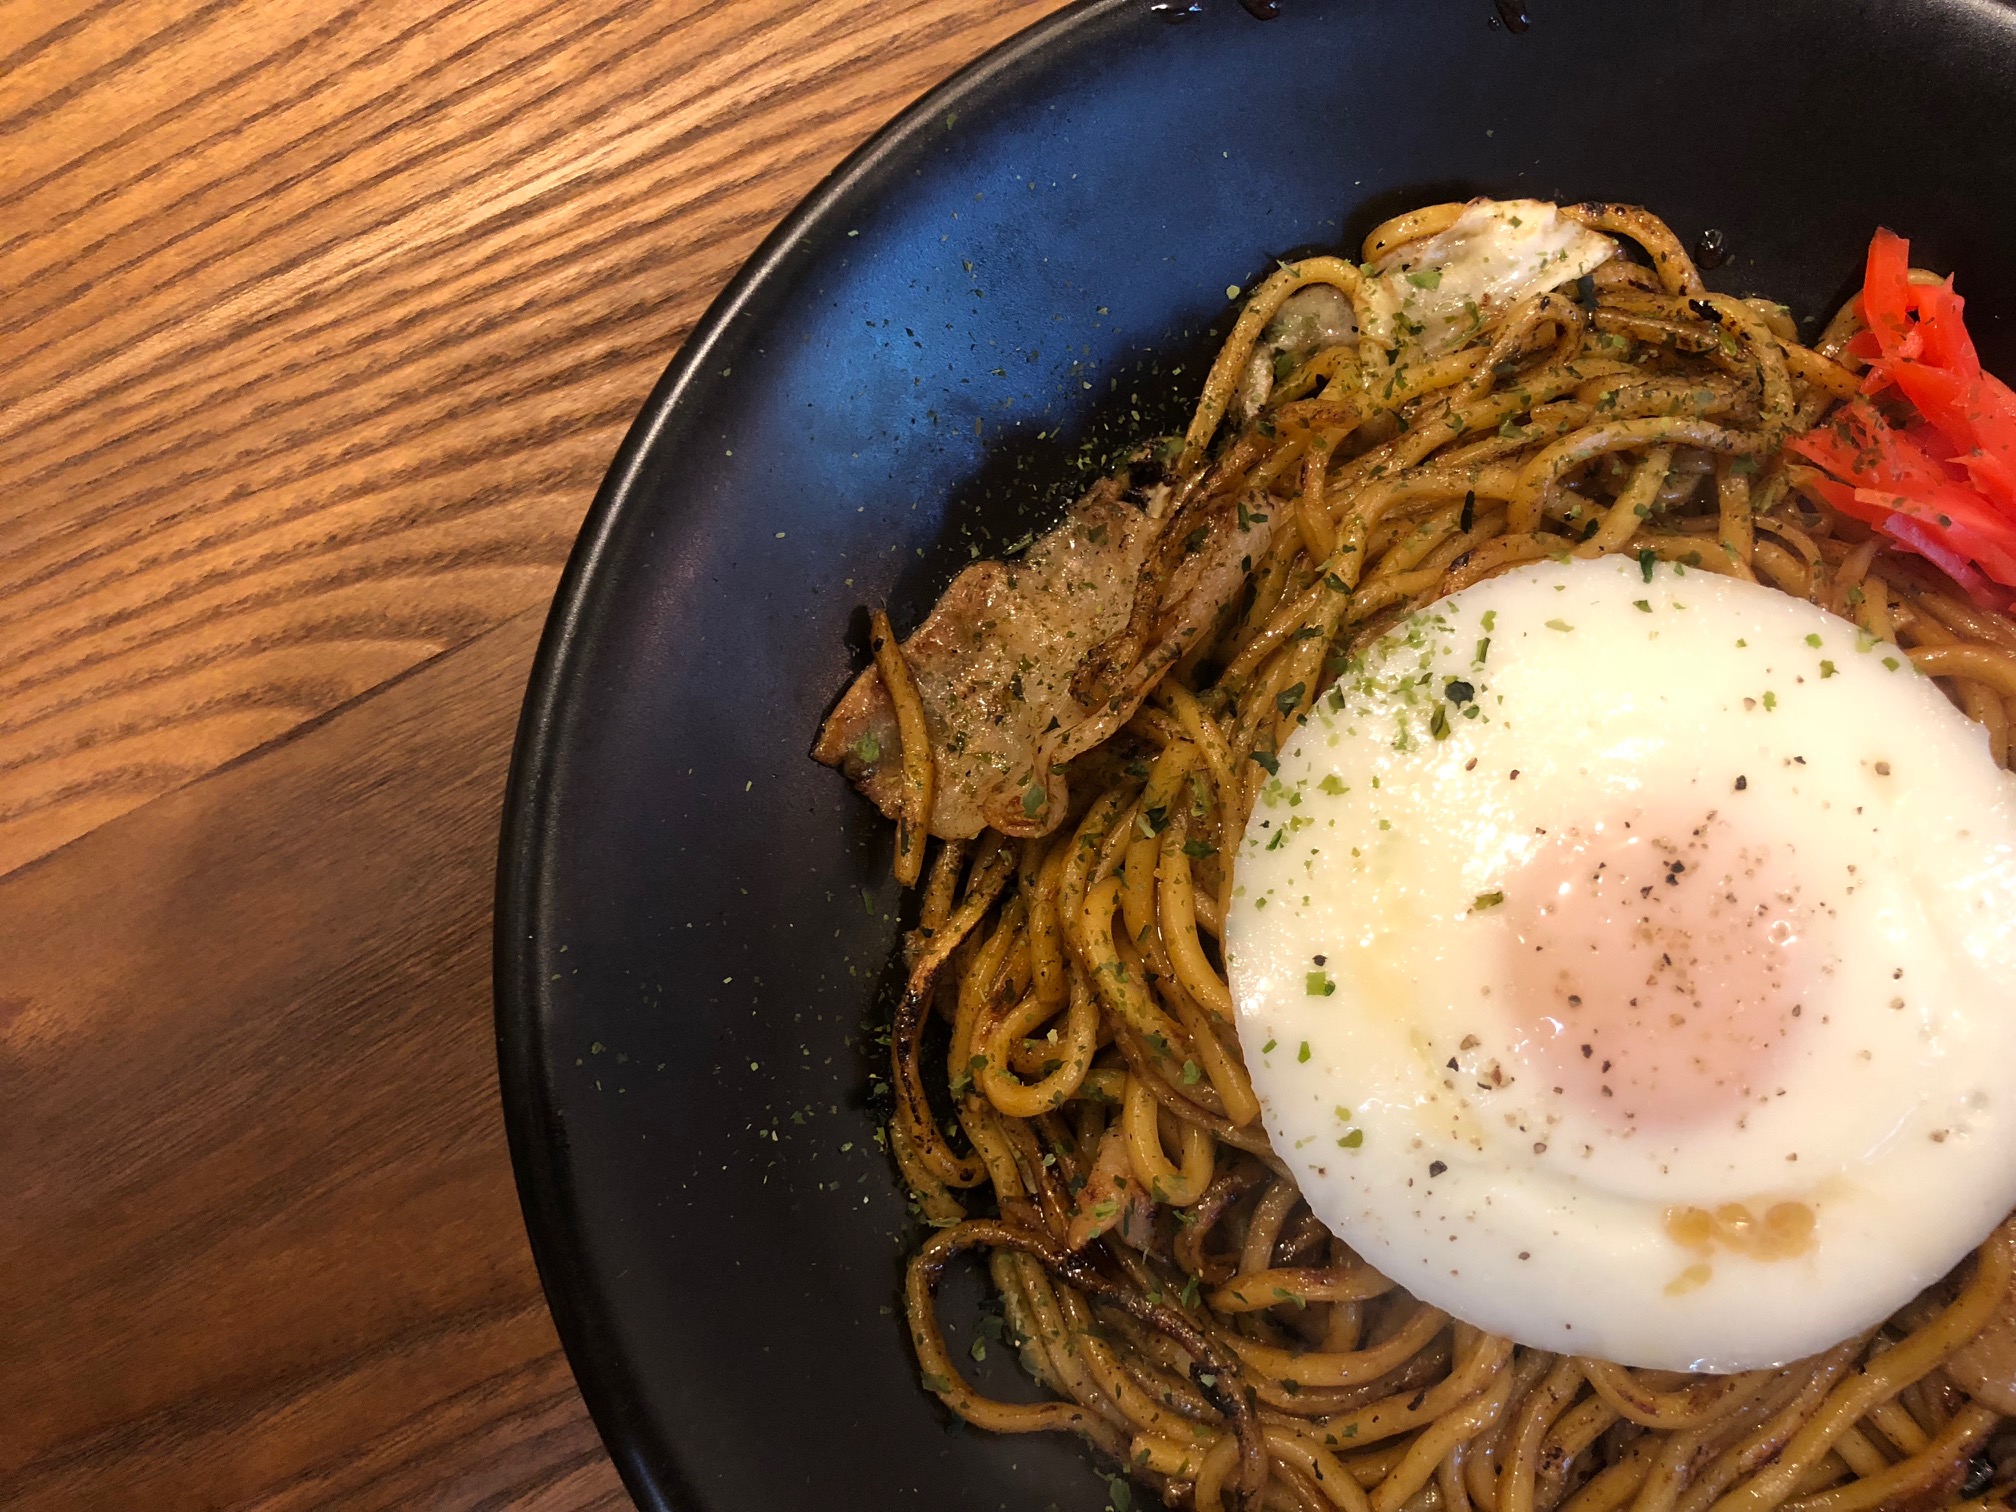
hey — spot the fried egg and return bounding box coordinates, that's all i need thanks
[1225,554,2016,1371]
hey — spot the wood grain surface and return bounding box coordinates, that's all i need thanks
[0,1,1071,1506]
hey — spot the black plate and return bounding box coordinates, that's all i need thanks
[495,2,2016,1507]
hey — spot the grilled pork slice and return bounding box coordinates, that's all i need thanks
[815,476,1273,838]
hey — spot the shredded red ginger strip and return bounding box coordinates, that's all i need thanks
[1788,228,2016,610]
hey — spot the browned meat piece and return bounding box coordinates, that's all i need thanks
[814,478,1153,838]
[814,478,1274,838]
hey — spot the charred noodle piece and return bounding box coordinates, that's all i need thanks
[1563,202,1705,296]
[1178,1161,1273,1285]
[889,840,1016,1189]
[1451,292,1588,410]
[1509,417,1765,534]
[868,609,932,886]
[909,1219,1271,1511]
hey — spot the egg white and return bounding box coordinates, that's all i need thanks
[1226,554,2016,1371]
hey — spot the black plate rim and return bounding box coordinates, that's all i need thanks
[492,4,1128,1507]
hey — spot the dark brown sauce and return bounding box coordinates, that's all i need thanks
[1694,228,1731,271]
[1492,0,1532,31]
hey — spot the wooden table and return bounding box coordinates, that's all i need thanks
[0,2,1071,1505]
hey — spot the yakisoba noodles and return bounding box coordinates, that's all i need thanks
[814,202,2016,1512]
